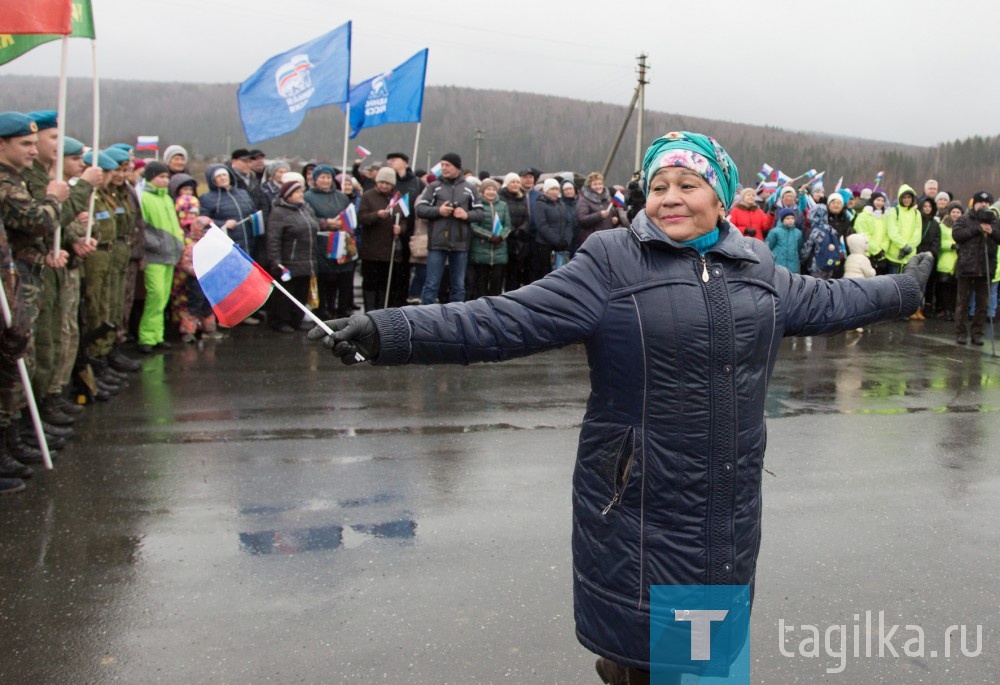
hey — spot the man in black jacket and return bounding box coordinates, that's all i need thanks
[952,191,999,345]
[414,152,483,304]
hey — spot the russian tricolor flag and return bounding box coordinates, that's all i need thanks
[492,212,503,236]
[136,135,159,151]
[339,204,357,231]
[193,226,274,327]
[355,145,371,158]
[611,190,626,208]
[326,231,347,260]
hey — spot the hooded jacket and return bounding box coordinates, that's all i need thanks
[952,208,1000,278]
[140,184,184,266]
[843,233,876,278]
[885,184,922,264]
[764,220,802,273]
[198,165,257,253]
[365,215,922,671]
[266,197,318,278]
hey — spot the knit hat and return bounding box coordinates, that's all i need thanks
[212,166,230,180]
[313,164,335,180]
[280,180,303,200]
[944,201,964,216]
[375,166,396,185]
[935,191,950,203]
[163,145,187,164]
[870,191,886,203]
[641,131,739,208]
[282,171,305,187]
[143,160,170,181]
[502,172,520,189]
[440,152,462,169]
[542,178,560,192]
[562,180,575,191]
[777,208,796,223]
[972,190,994,205]
[837,189,853,205]
[811,183,825,194]
[133,159,147,172]
[480,178,500,194]
[860,188,873,200]
[826,194,844,208]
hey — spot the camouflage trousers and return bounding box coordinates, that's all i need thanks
[33,265,69,399]
[0,261,43,423]
[83,249,113,358]
[108,242,129,347]
[118,259,141,344]
[53,267,81,394]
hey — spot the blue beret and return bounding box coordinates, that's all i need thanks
[83,149,120,171]
[104,147,130,166]
[27,110,58,131]
[0,112,39,138]
[62,136,84,156]
[109,143,134,153]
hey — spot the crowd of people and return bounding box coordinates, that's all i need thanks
[730,177,1000,345]
[0,106,993,502]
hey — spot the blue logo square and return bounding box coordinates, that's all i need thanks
[650,585,751,684]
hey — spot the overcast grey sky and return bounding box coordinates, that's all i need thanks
[1,0,993,147]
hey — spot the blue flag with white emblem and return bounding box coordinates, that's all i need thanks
[342,49,428,138]
[237,22,351,144]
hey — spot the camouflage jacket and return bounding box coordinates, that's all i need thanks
[0,162,58,266]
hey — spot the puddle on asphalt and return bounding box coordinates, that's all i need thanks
[238,493,400,516]
[238,519,417,555]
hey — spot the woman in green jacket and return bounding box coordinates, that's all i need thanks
[854,191,890,274]
[934,201,962,320]
[138,162,184,353]
[468,178,511,299]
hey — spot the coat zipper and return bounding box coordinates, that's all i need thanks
[700,254,709,282]
[602,427,635,515]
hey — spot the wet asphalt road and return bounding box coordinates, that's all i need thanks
[0,316,997,684]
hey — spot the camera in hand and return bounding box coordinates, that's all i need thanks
[971,208,995,223]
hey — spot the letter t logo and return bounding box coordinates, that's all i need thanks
[674,609,729,660]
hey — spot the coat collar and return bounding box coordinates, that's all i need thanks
[629,210,760,263]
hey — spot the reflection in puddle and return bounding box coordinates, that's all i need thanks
[238,519,417,555]
[238,492,399,516]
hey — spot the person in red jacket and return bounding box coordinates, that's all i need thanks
[728,187,770,240]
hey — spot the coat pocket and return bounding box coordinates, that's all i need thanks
[601,426,636,515]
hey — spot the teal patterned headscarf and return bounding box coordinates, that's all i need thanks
[641,131,740,209]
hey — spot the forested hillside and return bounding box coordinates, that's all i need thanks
[3,75,998,199]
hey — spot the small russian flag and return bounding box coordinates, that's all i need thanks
[397,194,410,218]
[775,170,792,185]
[429,162,442,177]
[492,212,503,236]
[355,145,371,158]
[192,226,273,327]
[136,135,159,151]
[326,231,347,260]
[756,163,774,183]
[339,204,357,231]
[611,190,626,208]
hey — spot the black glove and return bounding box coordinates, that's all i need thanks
[898,245,913,259]
[873,250,886,261]
[489,235,503,245]
[903,252,934,293]
[306,314,380,365]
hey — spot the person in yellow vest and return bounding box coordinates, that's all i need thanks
[885,184,922,275]
[935,201,962,320]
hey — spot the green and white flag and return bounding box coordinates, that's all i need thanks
[0,0,95,67]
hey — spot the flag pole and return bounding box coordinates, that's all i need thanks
[0,276,52,470]
[84,38,101,242]
[52,36,70,258]
[412,122,421,170]
[341,103,350,185]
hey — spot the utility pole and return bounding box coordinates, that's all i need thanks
[426,148,433,173]
[474,129,485,174]
[603,54,650,180]
[634,53,648,174]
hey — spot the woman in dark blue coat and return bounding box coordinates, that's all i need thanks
[308,133,932,683]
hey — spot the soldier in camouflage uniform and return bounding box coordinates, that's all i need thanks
[0,212,33,493]
[22,113,93,427]
[56,137,99,407]
[104,146,142,373]
[79,149,126,398]
[0,111,69,465]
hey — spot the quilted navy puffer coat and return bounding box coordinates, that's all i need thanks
[367,212,922,670]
